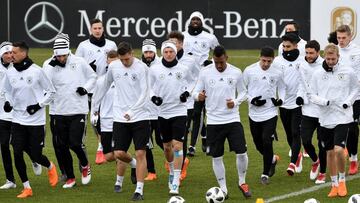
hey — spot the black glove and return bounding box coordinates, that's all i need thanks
[296,97,304,106]
[271,98,283,106]
[89,60,97,72]
[250,96,266,106]
[151,96,163,106]
[202,60,213,67]
[3,101,12,112]
[343,104,348,109]
[26,103,41,115]
[180,91,190,103]
[76,87,88,96]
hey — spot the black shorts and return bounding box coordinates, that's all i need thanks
[353,100,360,122]
[207,122,247,157]
[113,120,150,151]
[319,124,349,150]
[158,116,187,143]
[101,132,113,154]
[11,123,45,151]
[53,115,87,148]
[0,120,12,144]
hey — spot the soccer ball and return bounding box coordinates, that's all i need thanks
[167,195,185,203]
[205,187,225,203]
[303,198,319,203]
[348,194,360,203]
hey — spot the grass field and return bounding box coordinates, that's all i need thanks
[0,48,359,203]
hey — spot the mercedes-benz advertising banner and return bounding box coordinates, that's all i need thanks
[4,0,310,49]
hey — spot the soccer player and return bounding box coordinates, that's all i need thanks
[309,43,358,197]
[43,34,96,188]
[1,41,58,198]
[278,21,307,57]
[149,41,190,195]
[140,39,161,181]
[183,11,219,156]
[243,46,285,185]
[192,45,251,198]
[93,42,149,201]
[76,18,117,164]
[336,25,360,175]
[296,40,327,184]
[273,32,303,176]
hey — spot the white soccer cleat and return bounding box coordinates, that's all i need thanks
[32,162,42,176]
[295,153,303,173]
[0,180,16,189]
[62,178,76,189]
[288,149,292,157]
[310,160,320,180]
[81,165,91,185]
[169,184,179,195]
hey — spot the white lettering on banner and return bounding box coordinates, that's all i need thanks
[106,17,121,37]
[135,18,150,37]
[224,11,242,38]
[167,11,183,33]
[244,18,259,38]
[259,18,277,38]
[151,18,166,37]
[78,10,105,37]
[123,17,135,37]
[278,19,295,37]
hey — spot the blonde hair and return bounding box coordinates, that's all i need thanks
[324,43,339,56]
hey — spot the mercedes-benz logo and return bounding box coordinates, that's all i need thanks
[24,2,64,44]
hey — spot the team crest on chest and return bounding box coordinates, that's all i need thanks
[337,73,345,80]
[227,78,234,86]
[208,79,216,86]
[159,74,165,80]
[26,76,33,84]
[87,50,94,57]
[175,72,183,80]
[115,74,121,80]
[70,63,76,70]
[201,42,207,49]
[131,73,137,81]
[10,78,16,85]
[322,74,329,80]
[269,76,276,84]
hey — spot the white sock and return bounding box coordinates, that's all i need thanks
[169,161,175,176]
[130,158,137,168]
[350,154,358,162]
[135,182,144,195]
[339,172,346,182]
[97,143,103,151]
[115,175,124,186]
[272,155,277,164]
[236,153,248,185]
[331,175,339,187]
[23,181,31,189]
[212,156,227,195]
[173,169,181,187]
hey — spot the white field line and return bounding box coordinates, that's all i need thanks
[265,173,360,203]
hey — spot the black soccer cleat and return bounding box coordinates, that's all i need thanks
[131,192,144,201]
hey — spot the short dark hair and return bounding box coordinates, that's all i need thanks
[260,46,274,58]
[213,45,226,57]
[117,42,132,55]
[12,41,29,53]
[167,31,184,42]
[107,50,118,59]
[305,40,320,52]
[327,31,338,45]
[286,21,300,31]
[336,25,351,35]
[90,18,103,26]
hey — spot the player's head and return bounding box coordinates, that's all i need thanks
[106,50,118,65]
[327,31,338,45]
[189,11,204,28]
[12,41,29,63]
[0,42,13,64]
[142,39,157,65]
[213,45,228,72]
[285,21,300,36]
[90,18,104,39]
[336,25,352,48]
[259,46,274,70]
[323,43,339,67]
[117,42,134,68]
[53,33,70,64]
[168,31,184,52]
[281,32,300,52]
[305,40,320,63]
[161,40,177,62]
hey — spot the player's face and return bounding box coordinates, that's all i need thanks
[305,48,319,63]
[55,54,68,64]
[324,52,339,67]
[282,41,297,52]
[213,54,228,72]
[259,56,274,70]
[119,52,134,68]
[190,17,202,28]
[91,22,104,39]
[11,47,26,63]
[336,32,351,48]
[169,38,183,51]
[143,51,155,62]
[106,56,118,65]
[2,51,13,64]
[285,24,296,32]
[162,48,176,62]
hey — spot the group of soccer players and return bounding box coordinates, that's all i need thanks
[0,10,359,201]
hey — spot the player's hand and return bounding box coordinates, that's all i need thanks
[198,90,206,101]
[26,103,41,115]
[151,96,163,106]
[124,113,130,121]
[180,91,190,103]
[251,96,266,106]
[91,112,99,126]
[3,101,13,112]
[296,97,304,106]
[226,99,235,109]
[76,87,88,96]
[89,60,97,72]
[271,98,283,107]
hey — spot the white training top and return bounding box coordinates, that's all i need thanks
[93,58,150,123]
[243,62,285,122]
[297,56,323,118]
[149,61,190,119]
[309,62,359,128]
[1,64,55,125]
[192,63,247,125]
[278,38,307,57]
[43,54,97,115]
[273,55,303,109]
[0,63,12,121]
[145,57,160,120]
[183,31,219,66]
